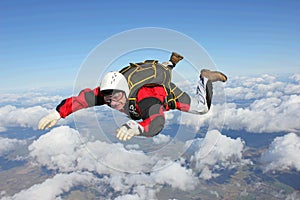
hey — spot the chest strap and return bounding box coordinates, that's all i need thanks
[127,88,177,120]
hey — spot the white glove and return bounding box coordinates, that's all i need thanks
[116,120,144,141]
[38,110,61,130]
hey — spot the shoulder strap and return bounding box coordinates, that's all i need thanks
[120,60,178,118]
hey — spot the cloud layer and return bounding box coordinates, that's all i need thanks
[0,105,49,132]
[191,130,248,180]
[177,74,300,133]
[1,126,247,199]
[0,137,26,156]
[260,132,300,172]
[1,73,299,199]
[1,172,96,200]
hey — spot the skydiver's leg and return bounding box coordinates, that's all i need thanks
[162,52,184,69]
[188,77,212,114]
[170,77,212,115]
[188,69,227,114]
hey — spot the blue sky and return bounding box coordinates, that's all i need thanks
[1,0,299,91]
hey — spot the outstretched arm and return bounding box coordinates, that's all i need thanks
[38,87,105,130]
[56,87,105,118]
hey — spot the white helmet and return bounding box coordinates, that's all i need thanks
[100,71,130,97]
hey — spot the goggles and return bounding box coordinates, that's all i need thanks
[103,91,124,104]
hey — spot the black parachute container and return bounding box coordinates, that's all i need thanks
[119,60,176,119]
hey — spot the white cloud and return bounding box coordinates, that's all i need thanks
[178,74,300,132]
[81,139,161,174]
[1,172,96,200]
[113,185,158,200]
[0,137,26,156]
[191,130,248,180]
[0,105,50,132]
[223,95,300,133]
[179,93,300,133]
[110,173,158,200]
[225,74,300,101]
[28,126,83,172]
[152,134,171,145]
[152,161,198,190]
[114,194,141,200]
[225,86,257,100]
[125,144,140,150]
[285,83,300,94]
[6,74,300,198]
[28,126,166,173]
[23,126,251,199]
[0,104,73,133]
[290,74,300,82]
[260,133,300,172]
[0,92,64,108]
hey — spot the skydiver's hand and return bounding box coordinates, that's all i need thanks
[38,110,61,130]
[116,120,144,141]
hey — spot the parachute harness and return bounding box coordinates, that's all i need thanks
[119,60,177,120]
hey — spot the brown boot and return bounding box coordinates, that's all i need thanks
[170,52,184,65]
[200,69,227,82]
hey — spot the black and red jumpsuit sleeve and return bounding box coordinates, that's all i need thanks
[56,87,105,118]
[136,86,167,137]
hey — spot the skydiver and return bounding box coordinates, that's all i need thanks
[38,52,227,141]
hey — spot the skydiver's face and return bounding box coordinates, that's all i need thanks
[104,91,126,111]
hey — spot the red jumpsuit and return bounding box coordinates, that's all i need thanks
[56,84,191,137]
